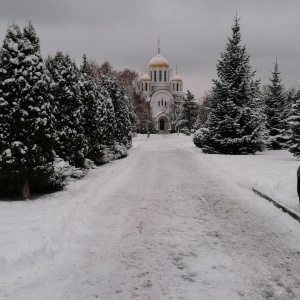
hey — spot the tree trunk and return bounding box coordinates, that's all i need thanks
[21,178,30,200]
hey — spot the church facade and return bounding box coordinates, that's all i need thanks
[137,42,184,132]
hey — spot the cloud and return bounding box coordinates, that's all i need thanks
[0,0,299,98]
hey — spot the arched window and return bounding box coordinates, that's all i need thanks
[150,71,152,81]
[145,83,147,91]
[158,100,160,106]
[159,70,162,82]
[154,71,156,82]
[165,101,167,107]
[164,71,166,82]
[177,84,179,91]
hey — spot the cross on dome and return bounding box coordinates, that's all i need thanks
[149,39,169,68]
[158,38,160,55]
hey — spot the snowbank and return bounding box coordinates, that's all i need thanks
[0,158,127,275]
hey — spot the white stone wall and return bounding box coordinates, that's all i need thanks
[151,90,173,117]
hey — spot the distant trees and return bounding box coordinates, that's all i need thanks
[176,90,198,133]
[194,16,265,154]
[0,22,136,199]
[93,61,139,133]
[195,90,211,128]
[132,91,150,133]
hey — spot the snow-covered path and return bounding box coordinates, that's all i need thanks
[2,135,300,299]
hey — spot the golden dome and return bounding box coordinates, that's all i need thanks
[149,39,169,68]
[140,74,151,81]
[149,54,169,68]
[171,74,182,82]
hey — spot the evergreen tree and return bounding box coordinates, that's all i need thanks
[264,60,289,149]
[92,61,138,133]
[176,90,198,132]
[194,16,265,154]
[195,90,211,128]
[288,86,300,158]
[116,68,138,131]
[124,94,137,133]
[0,22,54,199]
[45,51,86,168]
[100,75,132,148]
[99,82,117,148]
[132,91,150,133]
[79,54,115,164]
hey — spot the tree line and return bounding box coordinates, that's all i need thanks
[0,21,143,199]
[2,17,299,198]
[191,16,300,157]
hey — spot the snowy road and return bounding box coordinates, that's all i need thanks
[2,135,300,299]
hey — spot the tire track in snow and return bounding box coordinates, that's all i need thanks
[94,137,260,299]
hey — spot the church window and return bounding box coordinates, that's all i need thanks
[159,70,162,81]
[158,100,160,106]
[150,71,152,81]
[165,101,167,107]
[177,84,179,91]
[164,71,166,82]
[154,71,156,82]
[145,83,147,91]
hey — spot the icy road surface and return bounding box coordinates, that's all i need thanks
[2,135,300,299]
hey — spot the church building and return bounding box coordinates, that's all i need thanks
[137,41,184,132]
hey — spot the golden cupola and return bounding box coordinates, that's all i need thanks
[149,39,169,68]
[140,73,151,81]
[171,74,182,82]
[171,66,183,82]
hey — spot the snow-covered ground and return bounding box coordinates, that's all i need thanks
[1,134,300,299]
[193,146,300,215]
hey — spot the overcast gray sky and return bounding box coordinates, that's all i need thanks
[0,0,299,99]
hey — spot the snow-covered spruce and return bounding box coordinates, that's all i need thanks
[176,90,198,135]
[0,22,137,198]
[194,16,266,154]
[99,74,132,151]
[288,84,300,158]
[264,60,290,149]
[0,22,55,199]
[79,55,115,165]
[117,69,138,133]
[45,51,86,168]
